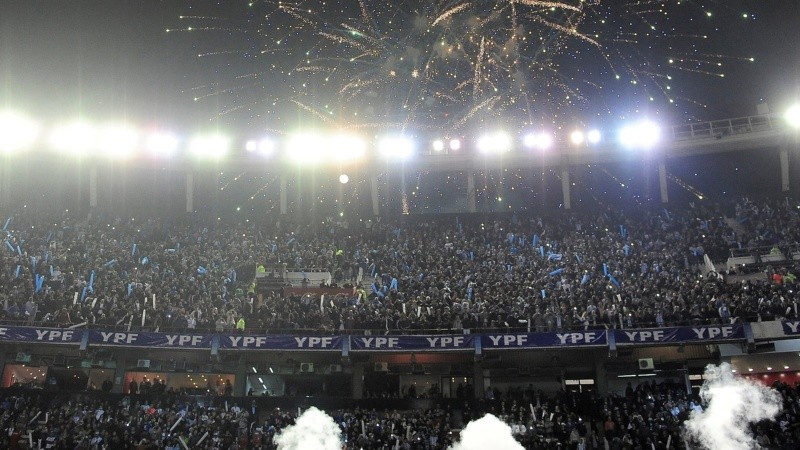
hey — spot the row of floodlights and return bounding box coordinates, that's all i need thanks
[0,112,660,160]
[1,105,799,160]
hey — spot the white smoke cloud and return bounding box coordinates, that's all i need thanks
[683,362,782,450]
[274,407,342,450]
[448,414,524,450]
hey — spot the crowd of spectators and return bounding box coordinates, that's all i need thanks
[1,197,800,334]
[0,378,797,449]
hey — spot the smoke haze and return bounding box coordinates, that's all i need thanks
[683,362,782,450]
[274,407,342,450]
[448,414,525,450]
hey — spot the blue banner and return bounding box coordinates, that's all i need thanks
[0,326,748,350]
[88,330,212,348]
[481,331,607,349]
[0,326,82,345]
[350,335,475,351]
[614,324,745,344]
[219,335,342,351]
[782,321,800,335]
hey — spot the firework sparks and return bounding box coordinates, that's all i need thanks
[179,0,753,131]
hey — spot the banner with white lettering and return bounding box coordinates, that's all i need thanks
[0,327,81,345]
[87,331,212,348]
[614,325,745,345]
[480,331,607,349]
[219,335,342,351]
[782,321,800,335]
[349,335,475,352]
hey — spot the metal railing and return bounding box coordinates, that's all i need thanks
[670,114,778,142]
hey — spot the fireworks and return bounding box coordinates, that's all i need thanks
[176,0,751,132]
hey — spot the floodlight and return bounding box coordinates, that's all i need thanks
[145,132,179,157]
[378,136,415,159]
[587,129,602,144]
[449,139,461,151]
[189,134,230,159]
[477,131,511,153]
[619,120,660,149]
[787,104,800,129]
[339,174,350,184]
[570,130,585,145]
[286,133,326,162]
[432,139,445,152]
[523,132,552,150]
[95,123,139,158]
[246,138,276,157]
[330,134,366,161]
[49,121,96,155]
[0,111,40,154]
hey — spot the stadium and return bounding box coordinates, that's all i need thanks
[1,1,800,449]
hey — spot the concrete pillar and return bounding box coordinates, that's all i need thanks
[89,166,98,208]
[472,360,485,399]
[780,146,790,192]
[185,172,194,213]
[594,359,608,397]
[279,174,288,215]
[658,160,669,203]
[234,357,248,397]
[560,166,571,210]
[351,363,365,399]
[684,363,692,395]
[0,163,9,208]
[112,354,127,394]
[370,175,380,216]
[466,172,477,213]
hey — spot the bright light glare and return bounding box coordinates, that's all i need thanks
[523,132,552,150]
[619,120,661,149]
[49,121,96,155]
[189,134,230,159]
[330,134,366,161]
[587,129,602,144]
[378,136,415,159]
[449,139,461,151]
[286,133,326,162]
[95,124,139,158]
[477,131,511,153]
[0,111,40,154]
[145,132,179,157]
[246,138,276,157]
[339,174,349,184]
[787,104,800,129]
[432,139,445,152]
[570,130,585,145]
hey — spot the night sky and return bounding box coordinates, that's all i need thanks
[0,1,799,217]
[1,1,798,133]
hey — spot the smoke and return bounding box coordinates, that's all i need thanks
[448,414,524,450]
[683,363,782,450]
[274,407,342,450]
